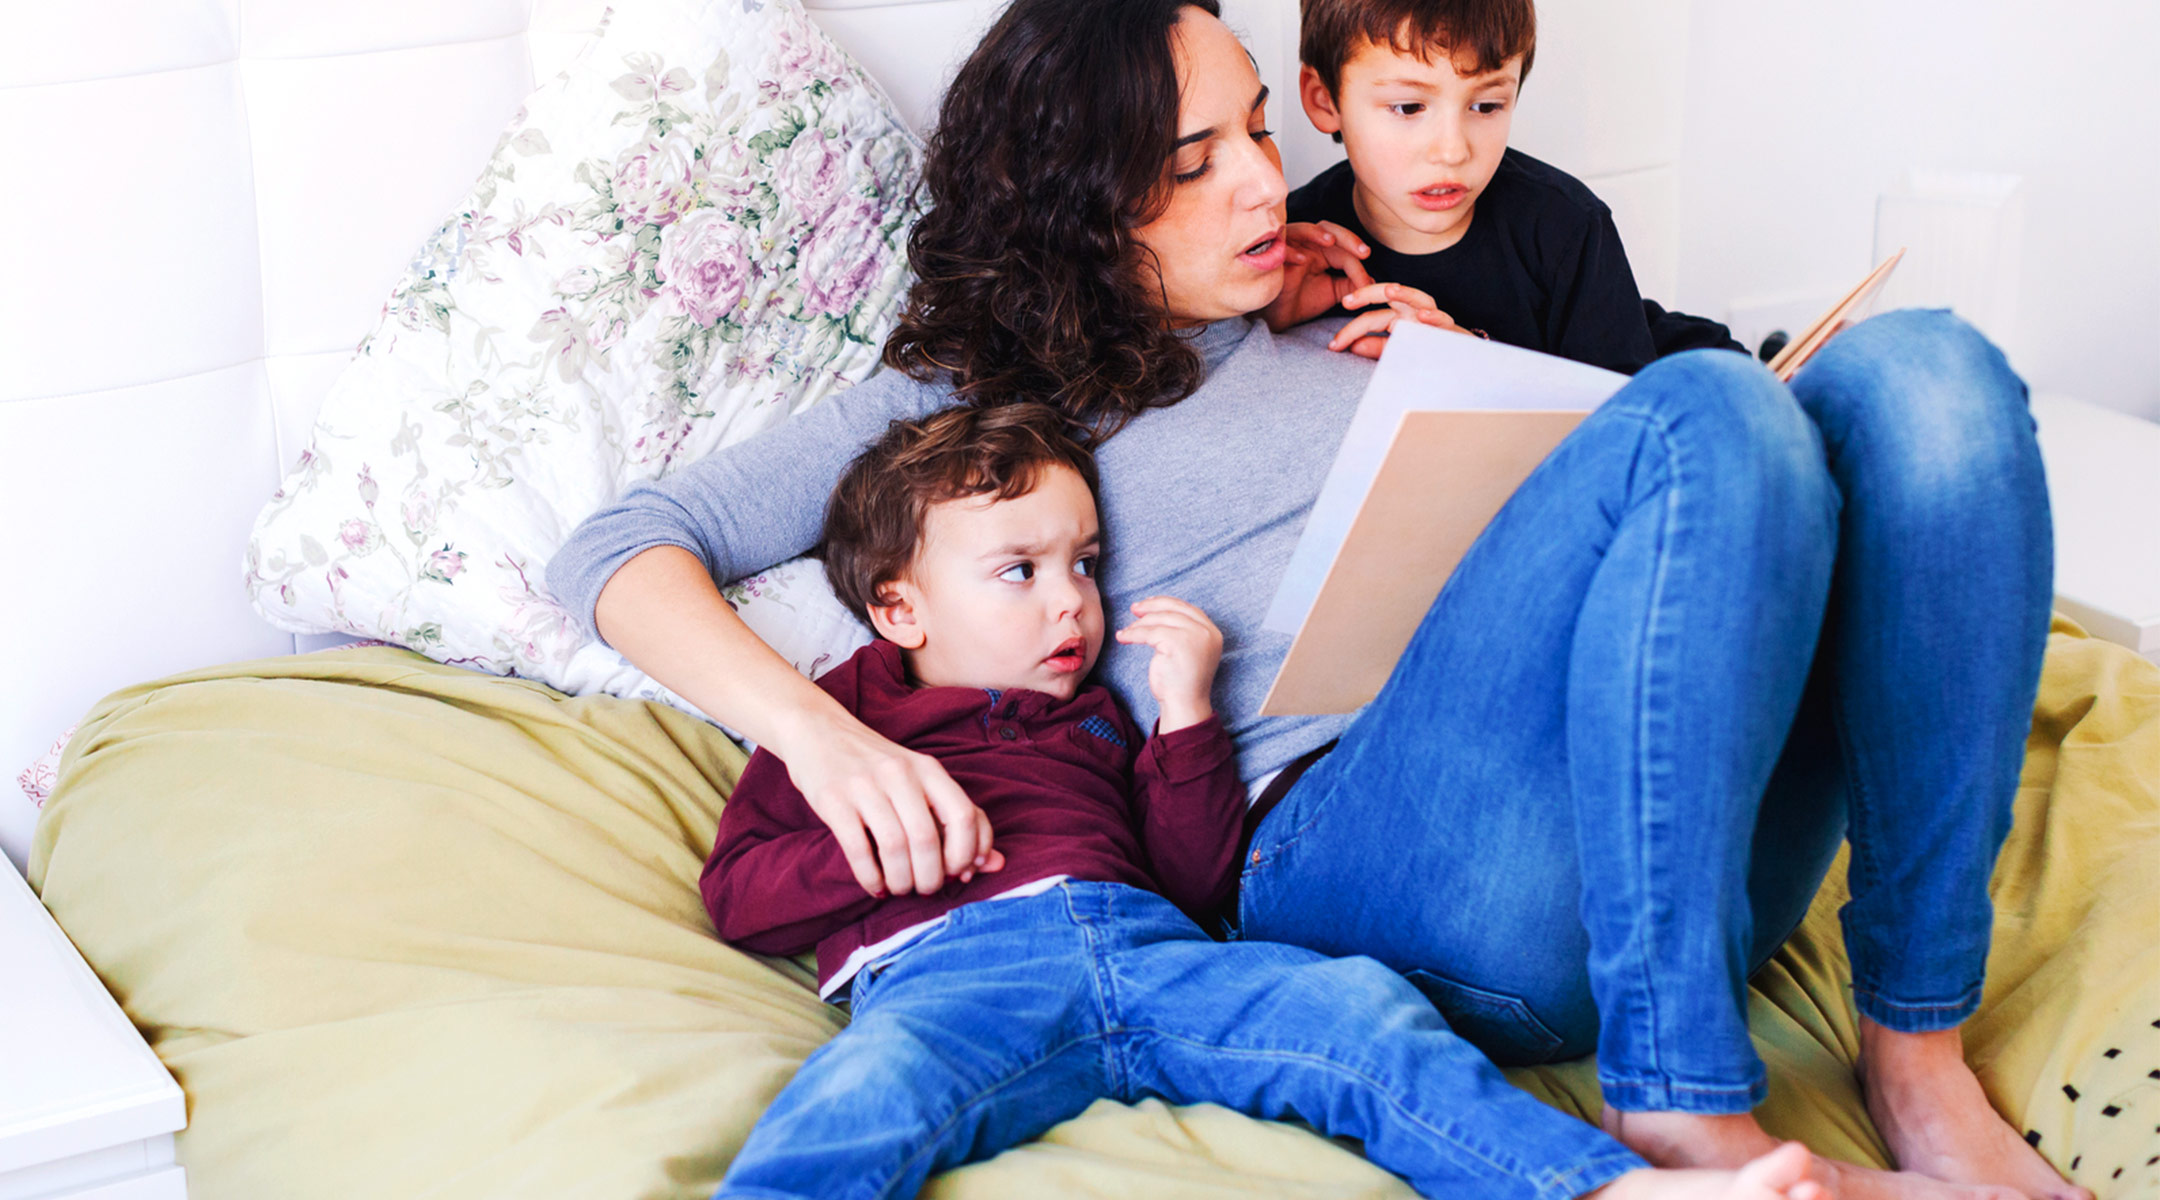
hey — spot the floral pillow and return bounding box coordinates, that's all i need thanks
[246,0,905,708]
[16,726,71,810]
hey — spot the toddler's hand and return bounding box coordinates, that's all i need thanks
[1258,221,1375,333]
[1328,281,1475,359]
[1115,596,1222,734]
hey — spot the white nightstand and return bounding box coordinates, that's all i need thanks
[0,857,185,1200]
[2033,395,2160,664]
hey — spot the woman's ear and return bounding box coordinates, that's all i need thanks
[1298,64,1343,137]
[866,580,929,650]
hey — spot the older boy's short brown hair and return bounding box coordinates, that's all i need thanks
[1300,0,1537,97]
[821,403,1100,624]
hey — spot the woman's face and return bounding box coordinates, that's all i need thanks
[1132,8,1291,328]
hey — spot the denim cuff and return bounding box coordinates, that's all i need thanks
[1850,979,1984,1033]
[1598,1068,1767,1116]
[1535,1149,1653,1200]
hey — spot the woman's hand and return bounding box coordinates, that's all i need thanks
[1115,596,1223,734]
[593,546,1003,899]
[775,712,1006,898]
[1258,221,1376,333]
[1327,281,1474,359]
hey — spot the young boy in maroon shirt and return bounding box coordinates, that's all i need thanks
[701,404,1246,995]
[705,403,1823,1200]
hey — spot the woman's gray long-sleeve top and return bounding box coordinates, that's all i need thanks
[547,316,1375,786]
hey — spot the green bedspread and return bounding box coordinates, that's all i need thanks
[29,618,2160,1198]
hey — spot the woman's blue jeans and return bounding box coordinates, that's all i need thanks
[1239,309,2052,1115]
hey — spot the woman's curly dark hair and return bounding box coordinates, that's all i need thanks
[882,0,1221,440]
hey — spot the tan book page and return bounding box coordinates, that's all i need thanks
[1260,409,1588,716]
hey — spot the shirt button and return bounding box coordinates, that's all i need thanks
[998,726,1019,741]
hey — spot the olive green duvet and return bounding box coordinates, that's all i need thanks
[30,618,2160,1198]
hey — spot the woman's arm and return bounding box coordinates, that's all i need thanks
[552,369,987,895]
[593,547,992,899]
[548,369,946,638]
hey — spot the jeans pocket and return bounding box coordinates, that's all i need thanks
[1401,968,1568,1065]
[847,958,893,1011]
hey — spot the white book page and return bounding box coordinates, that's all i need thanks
[1263,325,1629,635]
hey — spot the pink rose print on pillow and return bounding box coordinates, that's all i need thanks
[423,547,468,584]
[17,725,74,809]
[659,210,755,326]
[338,519,384,556]
[768,10,851,97]
[776,127,849,224]
[797,195,888,318]
[613,135,701,228]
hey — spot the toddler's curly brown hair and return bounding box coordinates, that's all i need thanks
[821,404,1101,625]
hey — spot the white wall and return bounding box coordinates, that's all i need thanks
[1673,0,2160,419]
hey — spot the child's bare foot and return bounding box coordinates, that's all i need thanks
[1735,1143,1837,1200]
[1601,1107,2025,1200]
[1856,1019,2093,1200]
[1590,1142,1829,1200]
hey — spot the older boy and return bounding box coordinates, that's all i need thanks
[705,404,1824,1200]
[1281,0,1740,372]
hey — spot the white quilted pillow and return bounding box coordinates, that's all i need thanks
[245,0,904,707]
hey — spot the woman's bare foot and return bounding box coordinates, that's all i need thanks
[1600,1107,2025,1200]
[1591,1142,1828,1200]
[1856,1018,2092,1200]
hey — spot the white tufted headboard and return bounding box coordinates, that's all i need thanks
[0,0,1684,865]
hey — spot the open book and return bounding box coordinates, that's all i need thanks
[1765,250,1904,381]
[1258,254,1905,716]
[1258,326,1619,715]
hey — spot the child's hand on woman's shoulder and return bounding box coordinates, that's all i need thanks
[1115,596,1223,734]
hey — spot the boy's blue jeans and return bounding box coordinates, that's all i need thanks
[715,881,1648,1200]
[1240,309,2053,1114]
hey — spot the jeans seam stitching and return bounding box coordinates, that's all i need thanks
[1622,408,1683,1086]
[1850,984,1982,1014]
[1073,887,1127,1096]
[1401,968,1567,1056]
[877,1030,1114,1199]
[1599,1076,1761,1095]
[1260,763,1341,858]
[1830,675,1882,912]
[1128,1026,1558,1183]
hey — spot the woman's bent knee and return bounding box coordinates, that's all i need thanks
[1609,348,1836,536]
[1791,308,2035,481]
[1812,307,2016,395]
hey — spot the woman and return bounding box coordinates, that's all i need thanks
[548,3,2079,1198]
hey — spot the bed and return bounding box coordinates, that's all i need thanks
[8,1,2160,1197]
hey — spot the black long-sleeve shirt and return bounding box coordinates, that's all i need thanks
[1288,149,1743,374]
